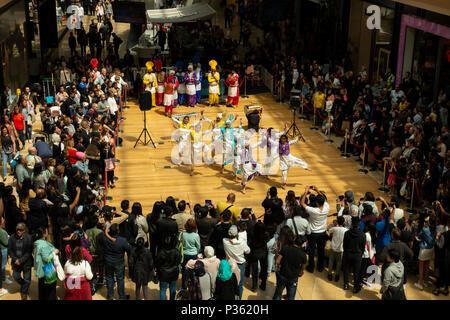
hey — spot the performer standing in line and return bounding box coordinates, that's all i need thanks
[172,67,179,108]
[184,64,197,107]
[163,69,179,117]
[273,134,311,189]
[208,60,220,107]
[240,141,263,194]
[226,69,240,108]
[142,61,158,107]
[155,60,165,106]
[194,63,202,104]
[176,62,186,106]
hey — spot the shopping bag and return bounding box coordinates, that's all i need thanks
[43,256,58,284]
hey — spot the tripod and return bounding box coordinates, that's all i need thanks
[134,110,156,148]
[286,107,303,139]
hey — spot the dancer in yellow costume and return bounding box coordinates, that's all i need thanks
[208,60,220,107]
[142,61,158,107]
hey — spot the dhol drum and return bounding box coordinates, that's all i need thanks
[244,105,263,131]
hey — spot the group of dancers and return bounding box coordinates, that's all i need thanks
[171,112,311,193]
[141,59,241,118]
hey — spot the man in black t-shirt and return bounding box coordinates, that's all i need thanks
[272,229,306,300]
[262,187,284,228]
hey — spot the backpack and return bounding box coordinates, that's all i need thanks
[271,198,284,225]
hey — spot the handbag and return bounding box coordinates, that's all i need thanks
[105,158,116,171]
[42,256,58,284]
[366,241,375,265]
[178,233,184,264]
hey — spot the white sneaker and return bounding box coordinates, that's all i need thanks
[414,282,424,290]
[3,278,12,285]
[0,288,8,297]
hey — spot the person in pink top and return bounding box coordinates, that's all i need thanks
[65,234,93,263]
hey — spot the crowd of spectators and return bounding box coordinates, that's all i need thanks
[1,181,448,300]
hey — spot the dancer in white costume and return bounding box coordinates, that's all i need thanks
[172,112,203,159]
[240,141,263,194]
[231,119,245,180]
[268,134,311,189]
[259,125,287,177]
[202,112,238,159]
[219,119,238,174]
[187,123,211,176]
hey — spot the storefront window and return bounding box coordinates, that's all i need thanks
[0,1,28,90]
[374,6,395,81]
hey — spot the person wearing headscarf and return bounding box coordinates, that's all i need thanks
[186,246,220,288]
[155,60,165,106]
[214,260,239,300]
[184,64,197,107]
[142,61,157,107]
[187,260,214,300]
[208,60,220,107]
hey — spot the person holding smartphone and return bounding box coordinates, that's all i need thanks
[300,185,332,273]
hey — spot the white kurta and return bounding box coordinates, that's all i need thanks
[228,86,238,97]
[240,147,263,185]
[221,128,235,166]
[232,128,245,175]
[262,129,285,175]
[277,138,308,171]
[186,73,196,96]
[177,73,186,94]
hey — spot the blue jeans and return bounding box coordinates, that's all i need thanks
[2,152,13,178]
[237,263,245,300]
[105,262,126,300]
[12,266,31,294]
[267,235,277,273]
[17,130,25,149]
[25,124,32,141]
[181,254,198,289]
[272,274,298,300]
[159,280,177,300]
[1,248,7,280]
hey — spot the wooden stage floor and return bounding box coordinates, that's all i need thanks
[108,93,383,216]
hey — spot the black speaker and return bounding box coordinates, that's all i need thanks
[138,91,152,111]
[38,0,58,48]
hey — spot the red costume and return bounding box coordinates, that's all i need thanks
[226,72,240,106]
[155,60,165,106]
[164,74,179,117]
